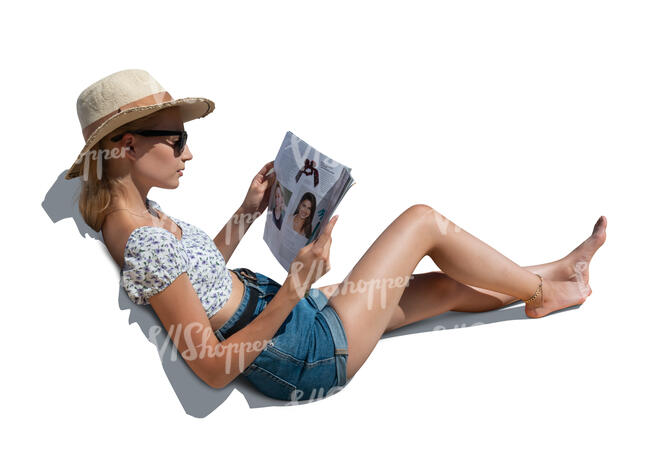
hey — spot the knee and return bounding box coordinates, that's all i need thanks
[403,204,454,238]
[406,203,435,216]
[411,203,453,222]
[404,203,438,226]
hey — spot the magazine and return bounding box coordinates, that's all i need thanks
[263,131,355,272]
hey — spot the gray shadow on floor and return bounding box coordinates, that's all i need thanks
[45,172,580,417]
[381,300,578,339]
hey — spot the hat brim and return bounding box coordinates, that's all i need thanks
[65,96,214,180]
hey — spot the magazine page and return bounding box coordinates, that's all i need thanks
[263,131,355,272]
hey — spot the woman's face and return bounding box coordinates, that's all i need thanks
[118,107,192,189]
[274,187,284,208]
[298,199,312,219]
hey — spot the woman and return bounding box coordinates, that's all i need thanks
[272,183,285,230]
[291,192,316,238]
[66,69,606,403]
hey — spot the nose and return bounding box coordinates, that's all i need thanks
[180,144,193,162]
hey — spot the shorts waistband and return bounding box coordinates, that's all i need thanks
[214,270,260,342]
[306,289,349,387]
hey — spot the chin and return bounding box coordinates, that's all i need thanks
[160,179,180,189]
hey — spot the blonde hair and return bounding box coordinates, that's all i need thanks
[77,109,170,232]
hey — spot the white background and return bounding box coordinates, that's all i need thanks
[3,1,648,462]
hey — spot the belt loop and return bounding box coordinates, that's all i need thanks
[239,267,258,281]
[214,329,226,342]
[231,268,264,294]
[306,288,329,311]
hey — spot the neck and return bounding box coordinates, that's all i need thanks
[109,176,151,212]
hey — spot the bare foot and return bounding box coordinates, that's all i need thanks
[525,278,592,318]
[560,215,608,288]
[525,216,606,318]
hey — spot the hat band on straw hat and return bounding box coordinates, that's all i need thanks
[81,90,173,141]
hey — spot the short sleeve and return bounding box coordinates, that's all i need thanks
[120,226,190,305]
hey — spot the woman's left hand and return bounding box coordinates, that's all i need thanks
[240,160,276,217]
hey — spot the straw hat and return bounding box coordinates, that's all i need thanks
[65,69,215,180]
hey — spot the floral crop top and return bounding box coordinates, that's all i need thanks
[119,199,233,318]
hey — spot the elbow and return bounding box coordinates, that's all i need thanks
[206,372,229,390]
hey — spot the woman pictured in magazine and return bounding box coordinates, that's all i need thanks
[291,192,316,239]
[271,182,285,230]
[65,69,607,403]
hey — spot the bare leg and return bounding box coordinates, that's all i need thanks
[321,215,607,332]
[324,205,604,380]
[447,215,607,315]
[391,260,567,331]
[320,262,562,333]
[424,214,607,316]
[385,257,598,333]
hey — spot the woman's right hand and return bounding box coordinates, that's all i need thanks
[288,215,339,297]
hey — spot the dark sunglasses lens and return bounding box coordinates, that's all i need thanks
[176,132,187,156]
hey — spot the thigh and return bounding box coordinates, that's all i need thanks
[383,271,462,331]
[324,205,436,380]
[319,271,461,334]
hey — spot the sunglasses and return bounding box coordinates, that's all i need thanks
[110,130,188,157]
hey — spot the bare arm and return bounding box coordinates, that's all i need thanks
[214,160,275,263]
[150,214,337,389]
[213,207,258,264]
[150,271,302,389]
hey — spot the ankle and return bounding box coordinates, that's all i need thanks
[522,273,544,308]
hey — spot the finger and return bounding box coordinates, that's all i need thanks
[311,235,324,251]
[314,216,337,244]
[323,215,339,236]
[258,161,273,176]
[320,224,333,244]
[313,227,329,246]
[262,170,275,184]
[261,184,272,201]
[322,236,332,257]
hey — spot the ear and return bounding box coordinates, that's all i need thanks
[121,134,137,160]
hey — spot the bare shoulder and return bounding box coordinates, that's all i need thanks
[102,212,150,269]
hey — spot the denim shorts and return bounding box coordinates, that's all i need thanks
[214,267,349,402]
